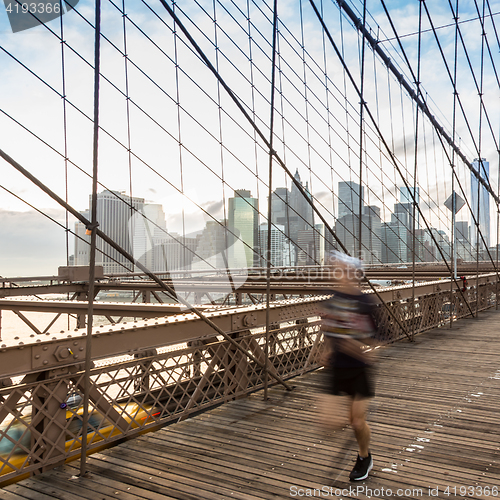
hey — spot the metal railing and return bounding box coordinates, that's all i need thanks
[0,275,498,485]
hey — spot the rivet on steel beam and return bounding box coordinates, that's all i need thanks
[43,360,48,365]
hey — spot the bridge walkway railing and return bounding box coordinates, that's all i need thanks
[0,274,497,485]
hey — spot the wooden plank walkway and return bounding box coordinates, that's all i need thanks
[3,310,500,499]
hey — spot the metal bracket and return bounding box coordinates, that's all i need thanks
[231,312,257,330]
[32,340,86,370]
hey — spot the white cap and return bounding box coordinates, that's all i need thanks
[328,250,363,271]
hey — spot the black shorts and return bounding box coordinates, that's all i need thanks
[329,366,374,399]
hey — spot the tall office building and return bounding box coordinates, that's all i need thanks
[336,212,381,264]
[363,206,382,264]
[336,181,383,263]
[390,202,413,262]
[338,181,363,219]
[271,187,290,230]
[74,210,90,266]
[270,170,315,265]
[288,170,315,242]
[471,158,490,254]
[400,186,419,229]
[153,233,198,273]
[75,191,144,274]
[258,223,290,267]
[455,221,471,261]
[296,224,326,266]
[228,189,259,268]
[381,221,409,264]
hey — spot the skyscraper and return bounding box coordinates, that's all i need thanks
[153,233,198,273]
[228,189,259,268]
[400,186,419,229]
[76,190,145,274]
[258,223,290,267]
[337,212,381,264]
[391,202,412,262]
[471,158,490,254]
[455,221,471,261]
[74,210,90,266]
[270,171,315,266]
[288,170,315,245]
[338,181,363,219]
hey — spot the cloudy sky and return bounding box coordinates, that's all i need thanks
[0,0,498,276]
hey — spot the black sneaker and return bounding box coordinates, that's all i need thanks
[349,453,373,481]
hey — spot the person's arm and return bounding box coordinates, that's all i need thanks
[336,336,378,364]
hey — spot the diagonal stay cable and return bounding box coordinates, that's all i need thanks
[0,148,292,391]
[80,0,102,474]
[377,0,500,279]
[157,0,411,340]
[332,0,499,206]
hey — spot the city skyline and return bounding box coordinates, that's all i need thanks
[1,0,498,278]
[70,175,483,276]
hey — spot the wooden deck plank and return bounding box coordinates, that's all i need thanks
[3,310,500,499]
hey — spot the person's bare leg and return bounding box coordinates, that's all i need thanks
[350,397,370,457]
[317,394,350,430]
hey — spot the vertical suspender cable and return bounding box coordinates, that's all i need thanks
[212,0,237,302]
[122,0,134,273]
[497,121,500,309]
[80,0,101,477]
[319,0,335,252]
[476,0,486,318]
[264,0,279,401]
[173,2,187,288]
[411,0,423,341]
[450,0,459,327]
[59,0,70,329]
[299,0,315,265]
[358,0,367,261]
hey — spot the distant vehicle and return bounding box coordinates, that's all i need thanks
[0,398,159,477]
[370,280,391,287]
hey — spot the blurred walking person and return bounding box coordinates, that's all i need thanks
[319,251,379,481]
